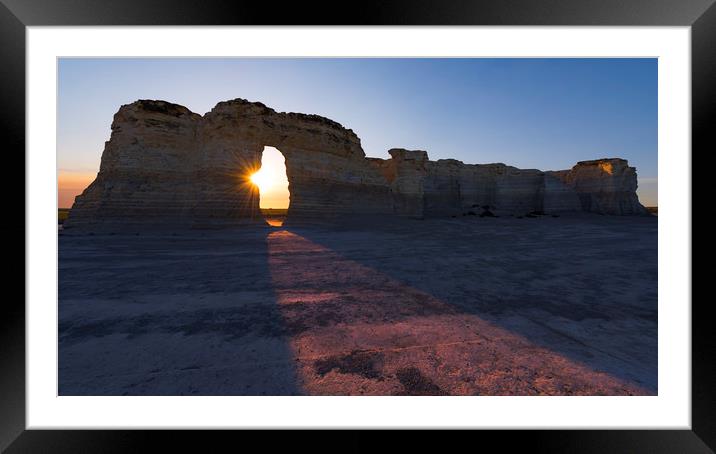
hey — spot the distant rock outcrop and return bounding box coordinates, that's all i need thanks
[64,99,648,228]
[547,159,649,215]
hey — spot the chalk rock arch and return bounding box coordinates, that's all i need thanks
[65,99,393,228]
[64,99,647,229]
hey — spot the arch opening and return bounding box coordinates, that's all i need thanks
[250,146,290,227]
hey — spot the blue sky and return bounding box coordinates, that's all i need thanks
[58,58,657,206]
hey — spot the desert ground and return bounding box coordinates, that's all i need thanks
[58,213,657,395]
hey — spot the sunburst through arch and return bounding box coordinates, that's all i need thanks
[248,146,290,225]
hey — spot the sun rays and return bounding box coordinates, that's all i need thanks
[250,168,272,189]
[248,146,290,209]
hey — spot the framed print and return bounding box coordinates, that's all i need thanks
[5,0,714,451]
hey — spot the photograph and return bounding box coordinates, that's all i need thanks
[4,0,711,448]
[57,57,658,396]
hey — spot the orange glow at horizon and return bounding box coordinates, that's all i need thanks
[57,171,97,208]
[250,146,290,209]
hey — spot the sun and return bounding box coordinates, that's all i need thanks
[249,168,272,191]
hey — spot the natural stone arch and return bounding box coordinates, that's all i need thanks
[251,146,290,211]
[198,99,394,224]
[64,98,648,230]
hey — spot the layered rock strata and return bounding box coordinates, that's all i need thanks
[547,159,649,215]
[65,99,648,228]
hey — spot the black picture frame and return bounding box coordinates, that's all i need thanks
[4,0,713,452]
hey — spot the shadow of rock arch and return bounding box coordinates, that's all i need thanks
[58,229,304,395]
[283,215,658,393]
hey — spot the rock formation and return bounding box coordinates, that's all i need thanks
[547,159,649,215]
[65,99,648,229]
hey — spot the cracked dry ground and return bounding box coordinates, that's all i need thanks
[59,215,657,395]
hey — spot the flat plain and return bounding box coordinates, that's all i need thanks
[58,213,657,395]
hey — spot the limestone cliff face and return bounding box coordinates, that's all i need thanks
[66,101,204,228]
[198,99,392,222]
[65,99,647,229]
[66,99,392,228]
[386,149,430,218]
[547,159,648,215]
[370,155,580,217]
[543,173,584,213]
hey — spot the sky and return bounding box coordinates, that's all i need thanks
[250,147,290,209]
[58,58,657,208]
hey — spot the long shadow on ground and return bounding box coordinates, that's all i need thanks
[58,228,302,395]
[58,213,657,396]
[280,214,657,395]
